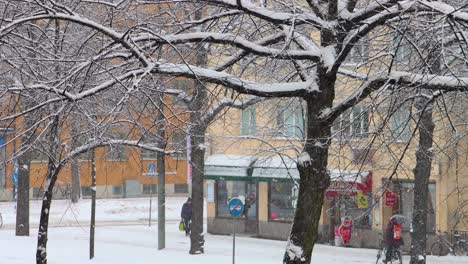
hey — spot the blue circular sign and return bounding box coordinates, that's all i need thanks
[228,198,244,217]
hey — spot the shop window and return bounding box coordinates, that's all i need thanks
[240,106,256,136]
[269,182,297,222]
[174,184,188,193]
[142,184,157,194]
[275,104,304,138]
[216,180,246,218]
[395,181,436,232]
[338,193,372,228]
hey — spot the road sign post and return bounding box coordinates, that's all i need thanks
[228,197,244,264]
[147,163,157,227]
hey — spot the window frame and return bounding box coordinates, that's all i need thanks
[332,105,370,140]
[240,106,256,136]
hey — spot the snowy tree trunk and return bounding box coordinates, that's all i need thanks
[36,116,61,264]
[71,118,81,203]
[409,96,435,264]
[284,74,335,263]
[189,123,207,254]
[157,127,166,250]
[16,150,31,236]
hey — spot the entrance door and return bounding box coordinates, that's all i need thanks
[244,182,258,234]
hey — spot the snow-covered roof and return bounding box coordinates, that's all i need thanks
[205,155,369,183]
[204,154,256,178]
[205,154,256,167]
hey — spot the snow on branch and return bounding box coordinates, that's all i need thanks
[202,96,263,124]
[204,0,332,29]
[155,62,319,97]
[135,32,321,61]
[419,1,468,23]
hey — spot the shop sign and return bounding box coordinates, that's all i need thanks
[356,192,368,209]
[385,191,397,207]
[339,217,352,244]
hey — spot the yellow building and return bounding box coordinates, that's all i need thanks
[203,96,468,250]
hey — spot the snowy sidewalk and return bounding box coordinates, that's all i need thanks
[1,198,467,263]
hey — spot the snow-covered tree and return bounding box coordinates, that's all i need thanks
[1,1,468,263]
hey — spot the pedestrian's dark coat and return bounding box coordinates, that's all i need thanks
[181,200,192,220]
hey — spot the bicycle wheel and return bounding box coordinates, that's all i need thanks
[430,241,449,256]
[454,241,468,256]
[376,248,383,264]
[0,213,3,228]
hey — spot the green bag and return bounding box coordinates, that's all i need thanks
[179,220,185,232]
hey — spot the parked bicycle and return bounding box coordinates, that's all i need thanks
[376,239,403,264]
[430,230,468,256]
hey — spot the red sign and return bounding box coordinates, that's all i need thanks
[385,191,397,207]
[339,225,352,244]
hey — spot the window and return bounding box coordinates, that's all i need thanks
[113,185,123,195]
[352,147,375,165]
[392,31,412,66]
[395,181,436,232]
[140,136,158,160]
[269,182,297,221]
[171,131,187,159]
[332,105,369,139]
[346,36,369,64]
[170,79,190,107]
[107,145,127,161]
[240,106,256,136]
[390,106,410,141]
[143,184,157,194]
[275,105,304,138]
[174,183,188,193]
[216,180,246,218]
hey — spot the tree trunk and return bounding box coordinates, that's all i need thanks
[189,123,206,254]
[409,97,435,264]
[16,150,30,236]
[36,116,61,264]
[71,116,81,203]
[283,88,334,263]
[157,128,166,250]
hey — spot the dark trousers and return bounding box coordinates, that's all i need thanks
[183,217,191,236]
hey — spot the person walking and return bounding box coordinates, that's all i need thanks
[383,217,403,263]
[181,197,192,236]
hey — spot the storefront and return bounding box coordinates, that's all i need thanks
[204,154,373,242]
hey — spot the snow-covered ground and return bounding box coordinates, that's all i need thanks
[0,197,466,264]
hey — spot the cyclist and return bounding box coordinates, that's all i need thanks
[383,217,403,263]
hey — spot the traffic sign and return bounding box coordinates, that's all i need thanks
[147,163,157,177]
[12,158,18,186]
[228,197,244,218]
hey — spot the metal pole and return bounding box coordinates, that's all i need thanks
[232,219,236,264]
[149,177,153,227]
[157,139,166,250]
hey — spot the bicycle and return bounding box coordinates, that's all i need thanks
[376,240,403,264]
[430,230,468,256]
